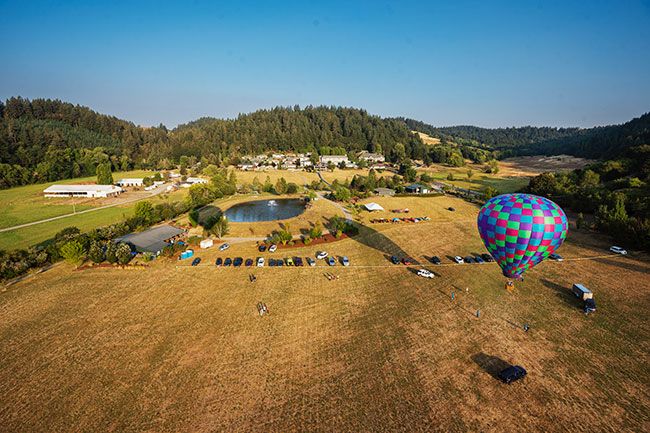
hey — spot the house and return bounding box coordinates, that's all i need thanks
[358,151,386,163]
[43,184,124,198]
[319,155,349,165]
[374,187,395,196]
[115,225,186,254]
[117,178,144,187]
[185,177,208,185]
[405,183,430,194]
[363,202,385,212]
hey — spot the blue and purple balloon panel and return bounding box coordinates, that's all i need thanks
[477,194,568,279]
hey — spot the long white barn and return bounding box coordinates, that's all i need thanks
[43,184,124,198]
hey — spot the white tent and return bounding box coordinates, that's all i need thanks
[200,239,214,249]
[364,202,385,212]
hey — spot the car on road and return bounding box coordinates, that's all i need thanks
[316,251,328,260]
[285,257,294,266]
[327,256,336,266]
[401,258,412,265]
[474,256,485,264]
[224,257,232,266]
[453,256,464,264]
[610,246,627,255]
[215,258,223,266]
[464,256,475,264]
[390,255,400,265]
[294,257,304,266]
[429,256,441,265]
[549,253,563,261]
[191,257,201,266]
[341,256,350,266]
[219,243,230,251]
[498,365,527,384]
[269,244,277,253]
[481,253,494,262]
[256,257,264,267]
[417,269,434,279]
[258,244,267,252]
[306,257,316,266]
[234,257,243,267]
[245,258,253,267]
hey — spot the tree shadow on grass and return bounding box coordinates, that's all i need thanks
[471,352,511,380]
[592,256,648,274]
[540,278,581,311]
[331,218,418,264]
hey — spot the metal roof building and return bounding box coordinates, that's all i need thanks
[115,225,186,253]
[43,184,123,198]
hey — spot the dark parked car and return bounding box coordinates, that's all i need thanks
[224,258,232,266]
[233,257,243,267]
[498,365,527,384]
[294,257,304,266]
[584,298,597,314]
[215,257,223,266]
[429,256,441,265]
[464,256,475,264]
[481,253,494,262]
[191,257,201,266]
[269,259,276,267]
[390,255,400,265]
[258,245,267,252]
[474,256,485,264]
[245,258,253,267]
[276,259,284,266]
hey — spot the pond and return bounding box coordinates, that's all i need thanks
[224,198,306,222]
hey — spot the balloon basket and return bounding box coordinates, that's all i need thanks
[505,280,515,292]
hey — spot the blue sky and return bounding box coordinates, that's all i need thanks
[1,0,648,128]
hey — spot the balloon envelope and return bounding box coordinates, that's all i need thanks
[477,194,568,278]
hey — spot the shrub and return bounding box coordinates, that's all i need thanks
[88,241,105,264]
[115,242,133,265]
[60,240,86,267]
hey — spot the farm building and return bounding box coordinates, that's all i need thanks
[185,177,208,185]
[43,184,124,198]
[358,151,385,163]
[364,202,385,212]
[115,225,186,254]
[117,178,144,187]
[405,183,430,194]
[374,187,395,196]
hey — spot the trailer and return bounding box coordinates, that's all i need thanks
[200,239,214,249]
[572,283,593,301]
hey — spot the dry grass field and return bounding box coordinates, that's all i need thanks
[499,155,594,176]
[1,195,648,432]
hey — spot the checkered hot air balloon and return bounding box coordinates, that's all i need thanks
[477,193,568,279]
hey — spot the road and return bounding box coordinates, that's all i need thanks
[0,184,169,233]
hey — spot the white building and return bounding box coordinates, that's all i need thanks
[319,155,349,165]
[358,151,385,163]
[117,178,144,187]
[185,177,208,185]
[43,184,124,198]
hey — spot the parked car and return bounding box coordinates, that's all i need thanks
[245,258,253,267]
[610,246,627,255]
[327,256,336,266]
[390,255,400,265]
[256,257,265,267]
[258,244,267,252]
[215,257,223,266]
[401,258,412,265]
[224,257,232,266]
[316,251,328,260]
[219,243,230,251]
[417,269,434,278]
[233,257,243,267]
[498,365,527,384]
[285,257,294,266]
[276,259,284,267]
[294,257,304,266]
[191,257,201,266]
[306,257,316,266]
[341,256,350,266]
[269,258,276,267]
[481,253,494,262]
[448,207,455,211]
[269,244,277,253]
[474,256,485,264]
[429,256,441,265]
[549,253,563,261]
[464,256,475,264]
[584,298,597,314]
[453,256,464,264]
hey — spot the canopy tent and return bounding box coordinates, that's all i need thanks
[364,202,385,212]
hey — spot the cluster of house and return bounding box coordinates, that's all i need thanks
[42,173,208,199]
[237,151,387,171]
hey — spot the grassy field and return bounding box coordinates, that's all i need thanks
[1,195,648,432]
[420,163,530,193]
[233,168,394,186]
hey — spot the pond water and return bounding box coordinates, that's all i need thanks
[224,199,306,222]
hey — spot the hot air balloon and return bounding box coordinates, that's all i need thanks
[477,193,568,279]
